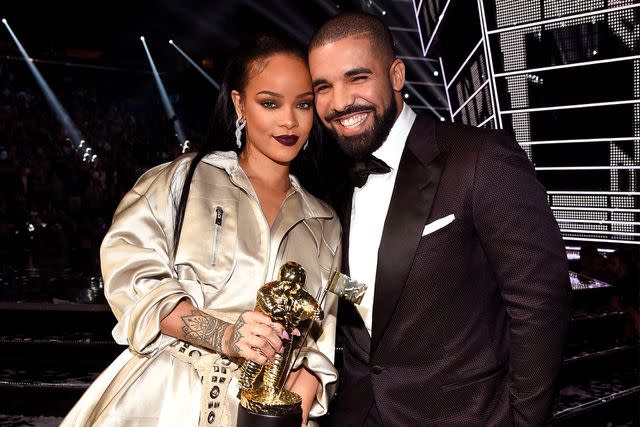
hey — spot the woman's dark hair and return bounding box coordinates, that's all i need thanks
[172,34,324,258]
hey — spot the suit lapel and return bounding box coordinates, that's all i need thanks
[371,115,444,353]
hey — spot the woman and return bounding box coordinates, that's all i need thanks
[62,34,340,427]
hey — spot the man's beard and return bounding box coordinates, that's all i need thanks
[326,92,398,160]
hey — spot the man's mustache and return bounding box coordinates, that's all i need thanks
[324,103,376,123]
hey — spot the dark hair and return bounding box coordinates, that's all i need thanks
[173,34,323,258]
[309,11,396,65]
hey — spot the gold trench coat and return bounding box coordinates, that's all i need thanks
[62,151,341,427]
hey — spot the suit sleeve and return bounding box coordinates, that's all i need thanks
[471,133,571,426]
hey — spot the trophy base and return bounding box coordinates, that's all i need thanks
[237,404,302,427]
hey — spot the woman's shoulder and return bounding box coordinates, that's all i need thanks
[133,151,238,195]
[130,153,196,196]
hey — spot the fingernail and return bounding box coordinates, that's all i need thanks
[292,329,301,337]
[281,330,290,340]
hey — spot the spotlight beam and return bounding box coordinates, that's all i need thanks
[248,2,312,44]
[313,0,340,15]
[140,36,187,148]
[169,40,220,90]
[2,19,82,146]
[405,82,444,120]
[392,30,445,104]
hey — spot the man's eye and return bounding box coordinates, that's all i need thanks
[261,101,278,109]
[314,85,329,93]
[352,75,368,82]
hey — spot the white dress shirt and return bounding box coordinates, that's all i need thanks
[349,103,416,335]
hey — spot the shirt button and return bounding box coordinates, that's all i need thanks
[371,365,384,375]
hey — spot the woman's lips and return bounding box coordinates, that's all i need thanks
[273,135,299,146]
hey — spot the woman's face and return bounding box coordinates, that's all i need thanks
[232,54,314,166]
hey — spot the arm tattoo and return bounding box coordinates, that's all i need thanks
[226,314,246,355]
[180,310,230,353]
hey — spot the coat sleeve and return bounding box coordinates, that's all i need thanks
[292,218,342,419]
[471,133,571,426]
[101,160,197,355]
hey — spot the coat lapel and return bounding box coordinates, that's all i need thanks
[371,115,444,353]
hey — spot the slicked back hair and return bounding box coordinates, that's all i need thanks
[172,34,323,259]
[309,12,396,65]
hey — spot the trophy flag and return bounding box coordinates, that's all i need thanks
[326,271,367,305]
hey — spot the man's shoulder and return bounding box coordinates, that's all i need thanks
[440,119,514,153]
[403,115,528,175]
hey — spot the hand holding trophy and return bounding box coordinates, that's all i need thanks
[236,261,366,427]
[237,261,321,426]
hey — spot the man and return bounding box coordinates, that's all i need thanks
[308,12,571,426]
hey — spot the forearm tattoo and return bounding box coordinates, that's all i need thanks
[180,310,230,353]
[226,314,246,355]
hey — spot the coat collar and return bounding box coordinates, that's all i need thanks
[200,151,334,255]
[405,114,440,168]
[201,150,334,221]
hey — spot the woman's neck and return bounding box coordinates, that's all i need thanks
[238,146,291,194]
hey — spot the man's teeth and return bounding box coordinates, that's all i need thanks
[339,113,368,128]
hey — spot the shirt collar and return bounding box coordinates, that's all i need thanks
[372,102,416,170]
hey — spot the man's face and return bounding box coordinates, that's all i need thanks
[309,36,403,159]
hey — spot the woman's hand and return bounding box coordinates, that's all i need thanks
[223,310,287,364]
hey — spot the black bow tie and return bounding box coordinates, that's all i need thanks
[349,155,391,188]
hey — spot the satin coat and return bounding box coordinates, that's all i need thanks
[62,151,341,426]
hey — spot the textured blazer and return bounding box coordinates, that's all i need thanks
[330,115,571,426]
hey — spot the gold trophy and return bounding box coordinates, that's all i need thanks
[236,261,367,427]
[237,261,321,427]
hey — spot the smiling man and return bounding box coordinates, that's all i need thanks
[309,12,571,427]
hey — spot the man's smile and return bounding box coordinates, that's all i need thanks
[333,111,372,135]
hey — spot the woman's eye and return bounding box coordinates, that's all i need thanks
[298,101,312,110]
[261,101,278,109]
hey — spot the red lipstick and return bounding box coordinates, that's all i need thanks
[273,135,299,146]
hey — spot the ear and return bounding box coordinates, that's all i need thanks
[389,58,406,92]
[231,90,244,118]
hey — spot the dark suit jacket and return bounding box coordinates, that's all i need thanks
[329,115,571,426]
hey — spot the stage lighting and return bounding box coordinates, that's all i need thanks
[433,70,439,76]
[1,19,7,24]
[142,37,187,148]
[404,93,410,99]
[169,40,220,89]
